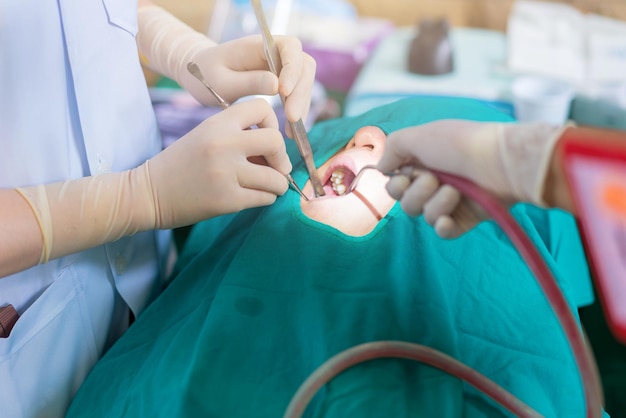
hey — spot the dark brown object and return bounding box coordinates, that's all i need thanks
[408,19,454,75]
[0,304,19,338]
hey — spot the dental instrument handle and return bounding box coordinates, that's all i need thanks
[187,61,309,201]
[289,119,324,197]
[250,0,325,197]
[187,62,231,108]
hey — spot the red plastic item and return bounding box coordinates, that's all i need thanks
[561,126,626,345]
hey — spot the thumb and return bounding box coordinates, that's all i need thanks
[377,129,424,173]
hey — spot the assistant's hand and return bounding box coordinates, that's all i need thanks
[376,120,565,238]
[137,5,316,126]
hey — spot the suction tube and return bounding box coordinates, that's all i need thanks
[284,171,604,418]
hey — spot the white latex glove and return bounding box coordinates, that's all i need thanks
[377,120,566,238]
[15,99,290,266]
[136,5,316,126]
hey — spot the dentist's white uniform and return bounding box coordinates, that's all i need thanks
[0,0,170,416]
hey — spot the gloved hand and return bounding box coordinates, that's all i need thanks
[15,99,291,265]
[136,5,316,127]
[376,119,567,238]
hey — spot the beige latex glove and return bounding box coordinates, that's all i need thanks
[136,5,316,126]
[14,99,291,267]
[377,120,567,238]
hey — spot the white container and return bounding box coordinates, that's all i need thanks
[511,76,575,124]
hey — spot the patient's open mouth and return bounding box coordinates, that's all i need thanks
[319,163,383,221]
[326,166,356,196]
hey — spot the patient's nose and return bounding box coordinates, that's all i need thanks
[353,126,386,151]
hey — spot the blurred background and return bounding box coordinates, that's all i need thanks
[145,0,626,39]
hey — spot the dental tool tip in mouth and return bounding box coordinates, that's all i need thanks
[345,165,423,195]
[344,164,379,195]
[344,165,422,195]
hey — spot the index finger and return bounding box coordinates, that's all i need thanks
[273,35,305,96]
[224,98,279,131]
[240,128,292,176]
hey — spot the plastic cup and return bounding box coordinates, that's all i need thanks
[511,76,575,124]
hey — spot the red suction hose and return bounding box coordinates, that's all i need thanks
[284,171,604,418]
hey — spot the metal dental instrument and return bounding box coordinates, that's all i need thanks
[345,165,422,195]
[186,61,309,201]
[187,62,230,109]
[249,0,326,198]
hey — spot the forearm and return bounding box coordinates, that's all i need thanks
[0,190,45,277]
[543,129,576,214]
[544,126,626,214]
[136,3,215,82]
[1,165,156,278]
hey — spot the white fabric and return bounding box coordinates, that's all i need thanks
[586,13,626,83]
[507,0,586,84]
[507,2,626,85]
[0,0,170,416]
[344,27,514,117]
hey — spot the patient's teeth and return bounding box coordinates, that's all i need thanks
[331,168,347,195]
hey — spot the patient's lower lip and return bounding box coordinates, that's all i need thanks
[308,184,339,199]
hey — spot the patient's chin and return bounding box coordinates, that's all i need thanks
[300,191,394,237]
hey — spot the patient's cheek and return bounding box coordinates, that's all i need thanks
[353,189,383,220]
